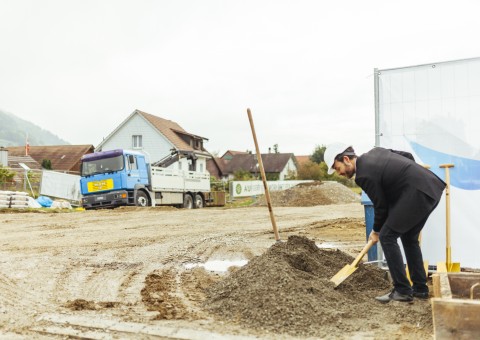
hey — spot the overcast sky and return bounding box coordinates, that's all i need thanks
[1,0,480,156]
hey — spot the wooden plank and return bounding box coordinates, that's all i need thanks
[432,274,441,298]
[432,298,480,339]
[447,273,480,299]
[432,273,452,299]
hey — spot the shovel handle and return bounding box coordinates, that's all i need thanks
[352,240,375,267]
[439,164,454,263]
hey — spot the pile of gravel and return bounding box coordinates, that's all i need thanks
[204,235,432,338]
[254,181,360,207]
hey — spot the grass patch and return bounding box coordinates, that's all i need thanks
[225,196,256,208]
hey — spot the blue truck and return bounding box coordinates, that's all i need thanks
[80,149,217,209]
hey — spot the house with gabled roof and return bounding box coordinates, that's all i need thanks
[207,150,297,181]
[95,110,211,173]
[6,145,94,174]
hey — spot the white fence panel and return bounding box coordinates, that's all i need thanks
[40,170,81,202]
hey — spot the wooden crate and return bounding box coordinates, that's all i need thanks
[431,272,480,339]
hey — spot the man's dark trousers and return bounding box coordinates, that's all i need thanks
[379,210,435,295]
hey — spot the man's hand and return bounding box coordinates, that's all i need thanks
[369,230,380,244]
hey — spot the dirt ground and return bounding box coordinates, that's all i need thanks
[0,200,434,339]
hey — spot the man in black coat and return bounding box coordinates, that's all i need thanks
[325,143,446,302]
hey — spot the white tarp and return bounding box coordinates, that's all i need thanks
[230,180,313,198]
[376,57,480,268]
[40,170,81,202]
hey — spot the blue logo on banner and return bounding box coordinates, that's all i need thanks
[409,141,480,190]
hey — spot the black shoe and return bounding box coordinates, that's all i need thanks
[413,291,429,299]
[375,290,413,303]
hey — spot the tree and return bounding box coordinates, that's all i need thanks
[310,145,326,164]
[0,166,15,184]
[233,169,254,181]
[296,160,324,181]
[273,144,279,153]
[265,173,279,181]
[41,159,52,170]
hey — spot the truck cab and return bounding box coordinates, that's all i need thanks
[80,149,149,209]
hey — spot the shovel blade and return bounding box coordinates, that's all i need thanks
[447,262,461,272]
[330,264,358,287]
[437,262,461,273]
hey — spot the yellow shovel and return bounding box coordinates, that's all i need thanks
[330,240,374,287]
[437,163,461,273]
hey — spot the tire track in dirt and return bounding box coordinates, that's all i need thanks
[142,231,262,321]
[0,264,56,313]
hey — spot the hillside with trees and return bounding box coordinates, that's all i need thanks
[0,109,69,146]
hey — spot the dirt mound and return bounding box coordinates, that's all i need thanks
[204,235,432,338]
[254,181,360,207]
[65,299,120,311]
[141,270,191,320]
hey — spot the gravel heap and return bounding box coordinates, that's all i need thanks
[254,181,360,207]
[204,235,432,338]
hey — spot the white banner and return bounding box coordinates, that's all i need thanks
[230,180,313,198]
[376,57,480,268]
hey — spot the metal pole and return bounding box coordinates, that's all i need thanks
[373,68,384,267]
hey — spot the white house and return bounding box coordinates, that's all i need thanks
[96,110,211,173]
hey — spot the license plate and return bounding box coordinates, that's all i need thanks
[96,196,105,201]
[87,179,114,192]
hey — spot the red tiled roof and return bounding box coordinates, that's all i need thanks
[137,110,208,153]
[206,157,227,179]
[7,155,42,170]
[7,145,94,173]
[222,153,295,174]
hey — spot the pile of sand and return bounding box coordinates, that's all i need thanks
[254,181,360,207]
[204,235,432,338]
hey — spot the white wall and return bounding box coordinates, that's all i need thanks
[98,114,173,164]
[98,113,209,173]
[279,157,297,180]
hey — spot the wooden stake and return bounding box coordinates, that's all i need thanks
[247,108,280,242]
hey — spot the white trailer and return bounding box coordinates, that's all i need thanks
[148,166,212,208]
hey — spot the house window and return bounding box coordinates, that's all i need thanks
[199,163,204,172]
[132,135,142,149]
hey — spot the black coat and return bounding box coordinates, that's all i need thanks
[355,147,446,233]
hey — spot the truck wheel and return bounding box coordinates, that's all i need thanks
[135,191,150,207]
[183,194,193,209]
[194,193,204,209]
